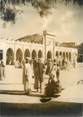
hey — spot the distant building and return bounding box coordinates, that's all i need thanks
[0,33,78,65]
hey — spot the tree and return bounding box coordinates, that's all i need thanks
[0,0,83,23]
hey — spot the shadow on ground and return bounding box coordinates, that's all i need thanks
[0,102,82,116]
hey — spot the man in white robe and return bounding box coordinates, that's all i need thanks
[25,57,33,94]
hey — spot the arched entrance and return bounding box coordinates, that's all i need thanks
[24,49,30,60]
[32,50,37,59]
[60,51,62,56]
[38,50,42,58]
[16,48,23,63]
[56,51,59,57]
[6,48,14,65]
[63,52,65,59]
[47,51,52,59]
[66,52,68,60]
[69,52,71,61]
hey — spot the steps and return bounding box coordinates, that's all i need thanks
[0,65,24,92]
[0,83,24,91]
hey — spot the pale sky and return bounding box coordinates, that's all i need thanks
[0,2,83,44]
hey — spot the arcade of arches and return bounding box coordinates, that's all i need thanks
[6,48,43,65]
[55,51,71,61]
[6,47,72,65]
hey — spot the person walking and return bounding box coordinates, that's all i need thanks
[56,64,63,92]
[56,64,60,83]
[51,59,57,82]
[25,57,33,94]
[46,59,53,75]
[0,61,5,80]
[22,60,26,92]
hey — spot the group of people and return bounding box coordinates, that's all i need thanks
[23,57,44,94]
[0,57,62,96]
[22,57,61,95]
[45,59,60,82]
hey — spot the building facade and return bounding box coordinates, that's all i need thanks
[0,39,77,65]
[0,36,78,91]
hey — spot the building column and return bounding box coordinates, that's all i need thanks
[3,49,6,65]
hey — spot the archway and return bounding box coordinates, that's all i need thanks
[16,48,23,63]
[32,50,37,59]
[24,49,30,60]
[6,48,14,65]
[0,50,3,61]
[56,51,59,57]
[66,52,68,60]
[63,52,65,59]
[69,52,71,61]
[38,50,42,58]
[47,51,52,59]
[60,51,62,56]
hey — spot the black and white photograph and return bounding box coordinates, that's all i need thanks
[0,0,83,116]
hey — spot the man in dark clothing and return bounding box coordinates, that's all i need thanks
[46,59,53,75]
[36,58,44,93]
[33,59,38,90]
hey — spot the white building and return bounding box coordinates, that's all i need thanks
[0,34,78,92]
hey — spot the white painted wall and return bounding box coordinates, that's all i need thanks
[0,39,78,91]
